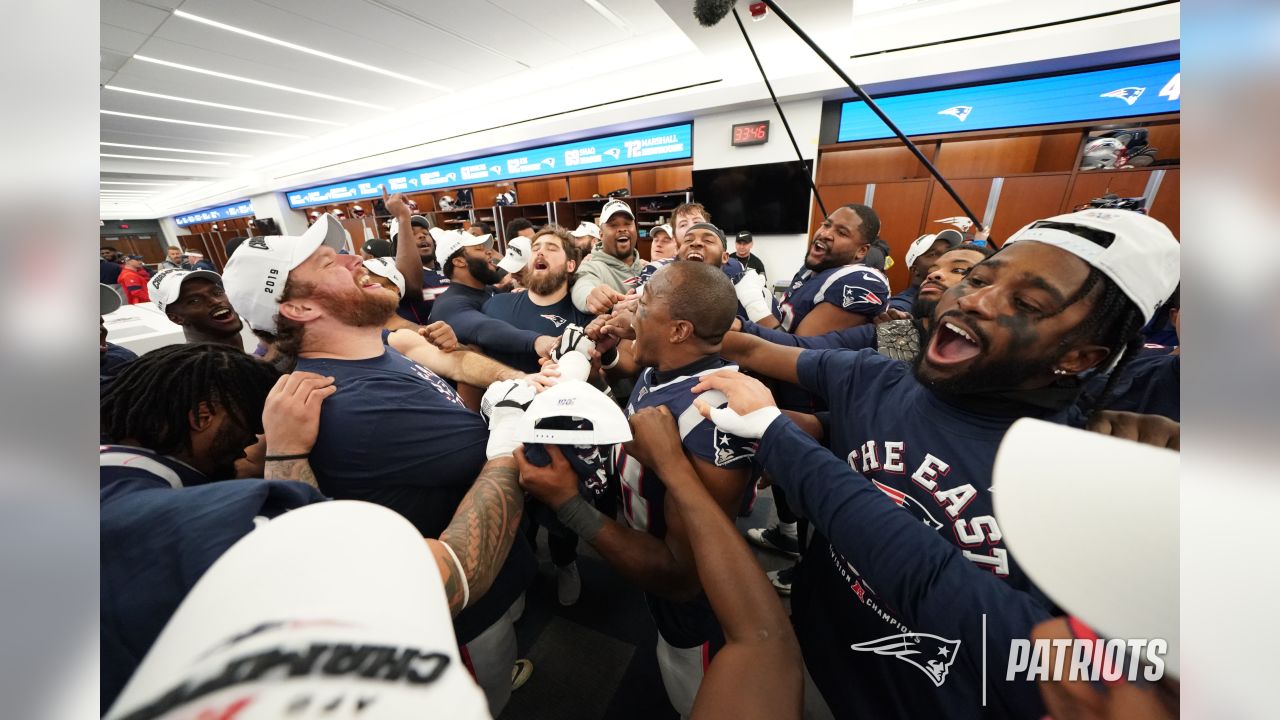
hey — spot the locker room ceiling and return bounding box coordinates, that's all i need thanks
[99,0,1178,218]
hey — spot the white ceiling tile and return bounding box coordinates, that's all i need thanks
[100,0,172,35]
[101,23,153,56]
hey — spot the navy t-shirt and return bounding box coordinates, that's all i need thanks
[741,319,877,351]
[791,349,1062,718]
[482,291,591,373]
[100,446,326,711]
[100,259,123,285]
[428,282,545,357]
[295,344,535,643]
[778,264,890,332]
[615,357,757,648]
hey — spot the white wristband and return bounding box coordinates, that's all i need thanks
[439,540,470,610]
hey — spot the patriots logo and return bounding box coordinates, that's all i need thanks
[412,363,464,406]
[849,633,961,686]
[1100,86,1145,106]
[712,428,756,467]
[843,285,883,308]
[635,386,649,404]
[540,314,567,328]
[872,480,943,531]
[604,148,621,160]
[937,105,972,122]
[248,237,270,251]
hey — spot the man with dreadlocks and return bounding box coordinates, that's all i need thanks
[99,343,308,708]
[683,209,1180,720]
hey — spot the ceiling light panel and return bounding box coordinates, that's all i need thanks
[101,181,178,185]
[171,9,449,90]
[104,86,344,125]
[100,90,315,137]
[100,110,308,138]
[100,153,232,165]
[100,142,251,157]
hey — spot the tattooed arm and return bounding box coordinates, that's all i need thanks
[427,455,524,616]
[264,457,319,489]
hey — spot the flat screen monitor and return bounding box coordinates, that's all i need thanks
[692,159,813,235]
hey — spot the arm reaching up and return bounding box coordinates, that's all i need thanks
[627,407,802,720]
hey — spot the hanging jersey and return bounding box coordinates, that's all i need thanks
[779,264,890,332]
[615,358,757,648]
[790,349,1064,718]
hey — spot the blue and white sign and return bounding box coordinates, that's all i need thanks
[837,59,1180,142]
[174,201,255,227]
[285,123,694,209]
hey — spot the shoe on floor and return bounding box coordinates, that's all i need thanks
[767,565,795,596]
[748,526,800,558]
[557,561,582,607]
[511,659,534,690]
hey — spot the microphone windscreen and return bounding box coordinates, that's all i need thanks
[693,0,736,27]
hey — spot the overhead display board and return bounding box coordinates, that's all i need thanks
[836,59,1180,143]
[285,123,694,209]
[174,201,254,227]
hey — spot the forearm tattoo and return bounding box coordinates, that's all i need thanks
[439,460,523,605]
[264,458,319,489]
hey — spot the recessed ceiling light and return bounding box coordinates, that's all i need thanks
[581,0,629,30]
[100,110,308,138]
[100,143,250,158]
[172,10,450,91]
[131,55,390,111]
[101,153,232,165]
[101,181,178,186]
[104,86,343,126]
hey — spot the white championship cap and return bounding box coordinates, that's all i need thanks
[1004,209,1180,323]
[598,199,633,224]
[993,418,1179,676]
[650,223,673,239]
[362,257,406,299]
[904,229,964,269]
[150,268,223,315]
[496,236,532,273]
[222,214,350,334]
[104,501,491,719]
[517,380,632,446]
[570,221,601,239]
[431,227,492,266]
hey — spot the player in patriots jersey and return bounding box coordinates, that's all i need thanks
[516,261,757,717]
[689,210,1180,719]
[778,204,890,336]
[483,226,593,374]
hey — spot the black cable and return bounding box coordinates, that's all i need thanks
[731,7,828,220]
[758,0,985,231]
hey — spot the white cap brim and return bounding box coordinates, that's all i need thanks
[105,501,489,719]
[518,380,632,445]
[993,419,1179,676]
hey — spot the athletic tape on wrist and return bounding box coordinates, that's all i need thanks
[555,495,605,542]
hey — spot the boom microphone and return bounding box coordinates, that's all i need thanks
[693,0,736,27]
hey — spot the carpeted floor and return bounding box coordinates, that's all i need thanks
[498,489,794,720]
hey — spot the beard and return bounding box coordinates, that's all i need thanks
[207,420,255,481]
[314,282,397,328]
[467,255,506,285]
[911,295,937,321]
[420,251,435,266]
[525,266,568,296]
[912,319,1058,396]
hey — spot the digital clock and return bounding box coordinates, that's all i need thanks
[731,120,770,147]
